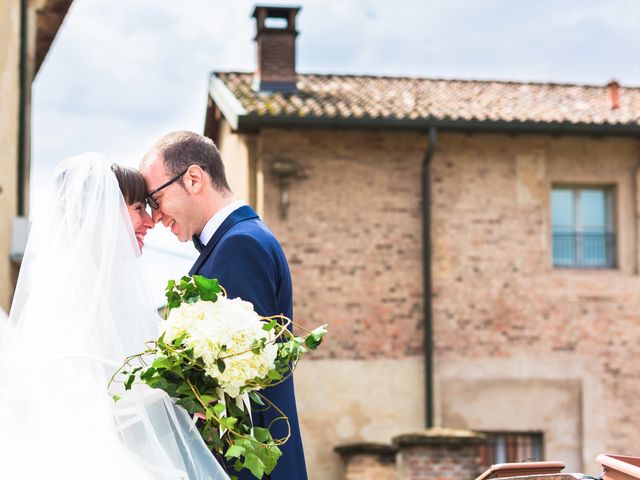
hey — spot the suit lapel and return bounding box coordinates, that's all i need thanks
[189,205,259,275]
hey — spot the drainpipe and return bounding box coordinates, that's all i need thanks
[17,0,28,216]
[422,126,437,428]
[634,159,640,274]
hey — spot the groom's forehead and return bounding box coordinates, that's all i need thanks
[141,156,170,191]
[144,154,169,177]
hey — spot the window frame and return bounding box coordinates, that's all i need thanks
[478,431,544,468]
[551,184,617,269]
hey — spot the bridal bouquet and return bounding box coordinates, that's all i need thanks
[110,275,326,479]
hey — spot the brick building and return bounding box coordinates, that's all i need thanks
[204,5,640,479]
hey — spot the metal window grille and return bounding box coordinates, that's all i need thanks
[478,432,543,469]
[552,231,615,268]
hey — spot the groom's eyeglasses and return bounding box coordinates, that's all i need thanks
[145,168,189,210]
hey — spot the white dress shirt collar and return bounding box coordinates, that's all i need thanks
[199,200,246,247]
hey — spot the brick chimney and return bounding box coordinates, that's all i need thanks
[607,80,620,110]
[251,5,300,93]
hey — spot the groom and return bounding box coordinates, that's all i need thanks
[140,131,308,480]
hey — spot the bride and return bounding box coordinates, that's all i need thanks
[0,154,229,480]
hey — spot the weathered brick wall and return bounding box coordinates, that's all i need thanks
[259,128,428,360]
[336,449,396,480]
[396,444,482,480]
[244,126,640,475]
[342,455,395,480]
[429,133,640,457]
[392,430,485,480]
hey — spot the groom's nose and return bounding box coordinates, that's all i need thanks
[151,208,163,224]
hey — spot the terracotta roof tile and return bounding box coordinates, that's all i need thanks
[213,72,640,127]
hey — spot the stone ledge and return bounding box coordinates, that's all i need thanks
[475,462,566,480]
[334,442,398,457]
[482,475,583,480]
[393,427,486,447]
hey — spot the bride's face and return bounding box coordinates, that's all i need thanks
[127,201,154,250]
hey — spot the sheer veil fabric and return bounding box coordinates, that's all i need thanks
[0,154,229,480]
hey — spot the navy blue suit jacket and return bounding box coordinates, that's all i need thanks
[189,205,307,480]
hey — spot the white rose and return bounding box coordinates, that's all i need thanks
[159,296,278,398]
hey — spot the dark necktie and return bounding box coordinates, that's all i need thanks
[192,235,205,254]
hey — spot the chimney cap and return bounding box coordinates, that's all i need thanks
[251,5,301,19]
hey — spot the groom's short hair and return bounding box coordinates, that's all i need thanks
[147,131,230,192]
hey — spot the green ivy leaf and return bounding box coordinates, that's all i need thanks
[124,374,136,390]
[152,356,174,370]
[177,397,201,415]
[213,402,226,416]
[199,394,216,404]
[220,417,238,432]
[253,427,272,443]
[258,444,282,475]
[192,274,208,287]
[176,383,193,396]
[146,377,178,397]
[185,294,201,304]
[140,367,157,381]
[251,338,266,355]
[172,332,189,347]
[242,452,266,479]
[262,320,278,332]
[216,358,226,373]
[225,444,246,459]
[194,275,221,300]
[305,333,324,350]
[168,366,185,380]
[209,431,224,452]
[249,391,265,406]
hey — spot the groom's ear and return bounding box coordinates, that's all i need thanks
[185,165,206,194]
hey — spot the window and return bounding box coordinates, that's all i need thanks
[479,432,543,468]
[551,187,615,268]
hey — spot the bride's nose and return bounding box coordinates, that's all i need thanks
[142,210,154,228]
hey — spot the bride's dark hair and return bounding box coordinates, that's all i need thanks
[111,164,146,205]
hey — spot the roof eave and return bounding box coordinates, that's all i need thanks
[233,114,640,137]
[208,75,247,131]
[35,0,74,75]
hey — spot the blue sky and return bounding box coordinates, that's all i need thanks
[30,0,640,304]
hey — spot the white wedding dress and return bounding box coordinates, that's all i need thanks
[0,154,229,480]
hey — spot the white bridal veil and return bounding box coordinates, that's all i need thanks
[0,154,229,480]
